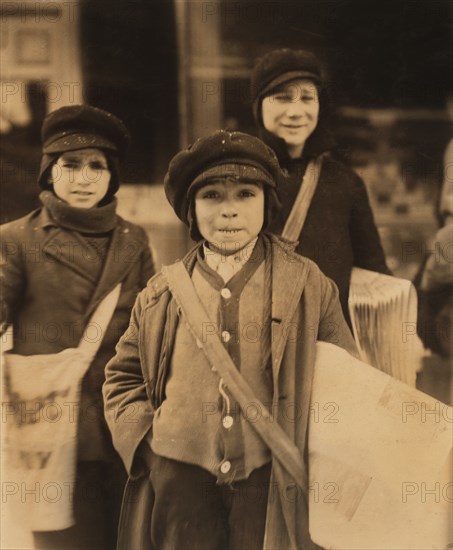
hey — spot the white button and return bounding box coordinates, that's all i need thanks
[220,288,231,299]
[221,331,231,343]
[220,461,231,474]
[222,416,234,429]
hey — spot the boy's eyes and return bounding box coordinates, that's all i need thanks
[90,162,108,170]
[274,93,293,102]
[238,189,256,197]
[274,93,316,102]
[200,190,220,199]
[199,188,256,199]
[61,161,107,170]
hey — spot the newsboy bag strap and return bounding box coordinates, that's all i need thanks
[162,261,307,493]
[281,154,325,242]
[77,283,122,358]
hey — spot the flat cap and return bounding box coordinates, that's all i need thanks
[251,48,322,102]
[41,104,130,157]
[164,130,283,223]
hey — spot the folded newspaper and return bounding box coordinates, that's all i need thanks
[348,268,426,386]
[309,342,452,550]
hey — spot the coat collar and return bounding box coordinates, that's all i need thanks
[267,234,311,385]
[86,220,146,317]
[39,209,148,317]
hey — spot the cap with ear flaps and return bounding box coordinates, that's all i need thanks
[38,105,130,192]
[164,129,284,226]
[41,104,130,156]
[250,48,323,103]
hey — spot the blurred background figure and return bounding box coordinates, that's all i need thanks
[414,92,453,403]
[438,93,453,226]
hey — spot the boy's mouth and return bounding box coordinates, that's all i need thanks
[282,124,306,130]
[218,229,242,235]
[72,191,94,196]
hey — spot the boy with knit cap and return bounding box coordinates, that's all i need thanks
[250,49,390,324]
[103,130,357,549]
[1,105,154,550]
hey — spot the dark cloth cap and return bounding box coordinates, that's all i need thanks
[250,48,322,102]
[164,130,284,224]
[41,105,130,157]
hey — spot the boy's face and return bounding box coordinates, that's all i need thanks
[194,179,265,254]
[50,148,111,208]
[261,78,319,158]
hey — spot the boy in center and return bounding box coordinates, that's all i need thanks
[103,130,356,550]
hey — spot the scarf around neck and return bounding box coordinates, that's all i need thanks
[40,190,118,234]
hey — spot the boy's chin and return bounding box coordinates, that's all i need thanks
[207,236,258,256]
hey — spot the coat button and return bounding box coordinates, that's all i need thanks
[221,331,231,343]
[123,228,130,234]
[220,460,231,474]
[220,288,231,299]
[222,415,234,429]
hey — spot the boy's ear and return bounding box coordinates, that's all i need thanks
[188,202,203,241]
[47,169,54,186]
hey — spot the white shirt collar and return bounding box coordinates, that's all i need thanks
[203,237,259,283]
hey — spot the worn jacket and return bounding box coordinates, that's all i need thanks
[103,234,357,549]
[0,206,154,460]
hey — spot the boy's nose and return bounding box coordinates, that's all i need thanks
[78,167,97,185]
[221,204,238,217]
[286,101,304,117]
[76,176,91,186]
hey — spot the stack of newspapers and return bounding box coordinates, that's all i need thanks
[348,268,425,386]
[310,342,452,550]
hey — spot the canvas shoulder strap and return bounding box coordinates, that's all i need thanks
[281,154,325,242]
[162,261,307,492]
[77,283,121,358]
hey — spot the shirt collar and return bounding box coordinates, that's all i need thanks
[202,237,259,283]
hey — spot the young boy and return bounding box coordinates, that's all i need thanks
[103,130,356,550]
[1,105,154,549]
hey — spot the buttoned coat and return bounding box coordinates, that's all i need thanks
[0,206,154,459]
[103,234,357,549]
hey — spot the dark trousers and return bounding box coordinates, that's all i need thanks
[33,459,126,550]
[149,455,272,550]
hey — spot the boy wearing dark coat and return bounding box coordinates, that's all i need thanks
[250,48,390,322]
[1,105,154,549]
[103,130,357,549]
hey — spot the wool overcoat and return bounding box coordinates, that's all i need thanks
[0,206,154,459]
[268,155,390,320]
[103,234,357,549]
